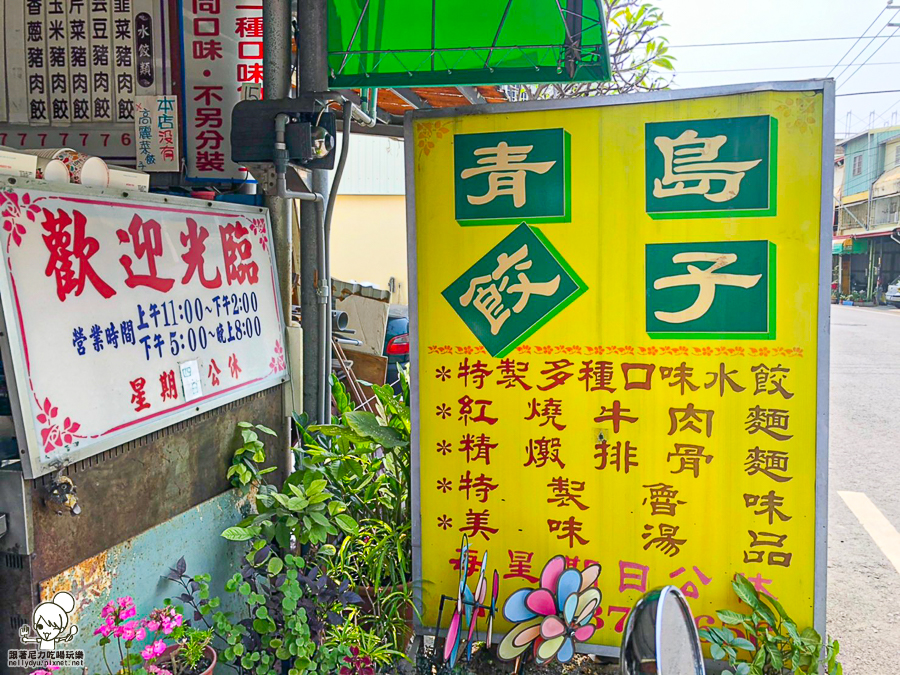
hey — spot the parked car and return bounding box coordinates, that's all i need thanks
[887,276,900,308]
[383,306,409,392]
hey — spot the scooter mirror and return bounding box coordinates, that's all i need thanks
[620,586,706,675]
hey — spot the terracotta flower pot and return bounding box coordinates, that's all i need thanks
[158,643,217,675]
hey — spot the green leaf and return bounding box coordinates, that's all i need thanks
[733,574,761,609]
[766,644,784,670]
[286,496,309,511]
[334,513,358,534]
[344,410,408,448]
[222,526,260,541]
[752,645,766,668]
[267,556,284,575]
[327,501,346,516]
[306,479,327,496]
[237,422,253,428]
[732,638,755,651]
[711,644,726,660]
[256,424,277,436]
[717,609,749,625]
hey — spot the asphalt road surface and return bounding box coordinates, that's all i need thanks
[828,305,900,673]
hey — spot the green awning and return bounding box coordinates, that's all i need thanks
[327,0,611,88]
[833,238,869,255]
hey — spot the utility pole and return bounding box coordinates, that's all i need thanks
[263,0,295,471]
[297,0,329,423]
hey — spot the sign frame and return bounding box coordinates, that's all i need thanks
[404,79,834,656]
[0,177,288,479]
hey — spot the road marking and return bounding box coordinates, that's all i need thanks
[838,307,900,318]
[839,491,900,575]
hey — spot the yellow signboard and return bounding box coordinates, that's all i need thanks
[407,82,831,658]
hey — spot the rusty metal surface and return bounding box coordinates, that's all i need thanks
[28,385,286,581]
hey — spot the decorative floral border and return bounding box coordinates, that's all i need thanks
[34,395,86,455]
[0,191,42,251]
[269,339,286,374]
[427,344,804,358]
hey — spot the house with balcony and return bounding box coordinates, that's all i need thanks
[833,125,900,300]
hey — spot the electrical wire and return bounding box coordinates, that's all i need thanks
[838,23,900,90]
[675,61,900,75]
[672,35,900,49]
[838,89,900,96]
[826,6,889,78]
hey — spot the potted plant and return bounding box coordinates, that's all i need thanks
[154,628,216,675]
[297,370,417,652]
[93,597,217,675]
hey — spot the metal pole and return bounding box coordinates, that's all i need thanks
[263,0,294,472]
[298,0,330,423]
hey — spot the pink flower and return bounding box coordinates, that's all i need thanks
[141,644,157,661]
[101,601,117,619]
[135,627,147,641]
[118,621,139,641]
[93,623,113,637]
[146,666,172,675]
[144,619,160,632]
[152,640,167,657]
[118,596,134,609]
[120,605,136,620]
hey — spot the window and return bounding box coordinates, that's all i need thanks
[895,145,900,167]
[853,154,863,176]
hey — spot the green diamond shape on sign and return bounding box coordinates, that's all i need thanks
[443,222,586,357]
[454,128,571,226]
[646,240,776,339]
[645,115,778,219]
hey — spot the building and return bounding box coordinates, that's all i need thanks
[833,126,900,300]
[329,133,409,304]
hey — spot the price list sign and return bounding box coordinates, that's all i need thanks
[0,182,287,478]
[406,82,832,656]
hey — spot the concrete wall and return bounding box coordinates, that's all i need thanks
[330,194,409,305]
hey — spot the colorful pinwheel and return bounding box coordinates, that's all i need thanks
[497,555,601,665]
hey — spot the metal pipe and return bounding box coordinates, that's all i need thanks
[264,0,294,475]
[319,101,353,421]
[273,114,325,202]
[315,170,329,425]
[298,0,329,423]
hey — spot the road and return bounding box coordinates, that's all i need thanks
[828,304,900,673]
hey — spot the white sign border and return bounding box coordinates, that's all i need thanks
[0,176,288,479]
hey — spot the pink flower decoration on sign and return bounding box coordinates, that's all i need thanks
[269,339,286,373]
[249,217,269,252]
[35,396,83,455]
[0,191,41,248]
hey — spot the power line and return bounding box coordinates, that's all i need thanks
[672,35,900,49]
[838,23,900,90]
[675,60,900,75]
[826,6,889,78]
[837,89,900,96]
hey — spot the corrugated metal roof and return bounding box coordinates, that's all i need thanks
[335,133,405,195]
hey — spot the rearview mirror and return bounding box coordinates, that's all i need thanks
[620,586,705,675]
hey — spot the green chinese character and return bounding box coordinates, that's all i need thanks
[443,223,586,356]
[645,116,777,219]
[454,129,571,226]
[646,240,776,339]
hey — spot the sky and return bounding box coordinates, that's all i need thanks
[653,0,900,137]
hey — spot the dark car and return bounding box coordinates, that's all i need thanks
[383,306,409,392]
